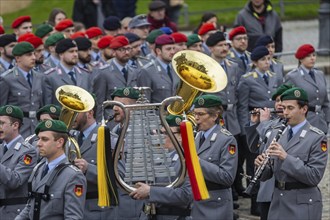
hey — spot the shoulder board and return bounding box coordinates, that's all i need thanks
[90,61,99,66]
[228,51,235,58]
[21,141,33,149]
[143,61,154,69]
[99,63,110,70]
[286,68,298,76]
[245,51,251,56]
[69,164,81,172]
[310,126,324,135]
[0,68,14,77]
[137,56,151,61]
[242,72,257,78]
[220,128,232,136]
[44,67,56,75]
[267,71,275,77]
[272,58,282,64]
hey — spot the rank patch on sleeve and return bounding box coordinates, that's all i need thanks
[23,154,32,165]
[228,144,236,155]
[321,141,327,152]
[74,185,83,197]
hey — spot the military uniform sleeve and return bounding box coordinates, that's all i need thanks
[42,76,54,104]
[0,148,37,188]
[92,69,107,119]
[137,68,152,102]
[0,75,9,105]
[64,168,87,219]
[15,203,31,220]
[237,77,250,134]
[85,163,97,184]
[199,135,238,186]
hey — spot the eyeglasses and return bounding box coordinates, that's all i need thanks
[116,47,132,52]
[0,121,12,127]
[234,36,248,41]
[192,112,209,117]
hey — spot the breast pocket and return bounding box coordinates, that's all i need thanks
[49,191,64,214]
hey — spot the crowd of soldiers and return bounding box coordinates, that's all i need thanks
[0,0,329,220]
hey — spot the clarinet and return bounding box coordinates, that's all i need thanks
[243,118,288,196]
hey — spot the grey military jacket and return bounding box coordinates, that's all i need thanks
[137,59,179,103]
[43,65,92,106]
[237,71,282,134]
[43,55,59,68]
[192,125,238,220]
[227,49,251,73]
[0,136,38,220]
[261,122,328,220]
[0,67,44,138]
[16,158,87,220]
[285,66,330,133]
[247,59,284,83]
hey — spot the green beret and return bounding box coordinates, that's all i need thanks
[186,34,202,47]
[111,87,140,100]
[193,95,222,108]
[166,114,183,127]
[280,87,308,102]
[35,120,68,135]
[0,105,24,120]
[271,83,295,100]
[45,33,65,47]
[35,24,53,38]
[12,42,34,56]
[36,104,61,120]
[146,29,164,44]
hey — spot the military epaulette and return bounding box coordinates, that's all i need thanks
[0,68,14,77]
[90,61,99,67]
[99,63,110,70]
[267,71,275,77]
[143,60,155,69]
[137,55,151,61]
[310,126,324,135]
[21,141,33,149]
[228,51,235,58]
[272,58,282,64]
[69,164,81,172]
[286,68,298,76]
[44,67,56,75]
[243,72,257,78]
[220,128,232,136]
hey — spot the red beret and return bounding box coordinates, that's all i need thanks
[109,36,129,49]
[17,33,35,42]
[171,32,187,43]
[198,23,216,36]
[295,44,315,60]
[229,26,247,40]
[55,19,74,31]
[155,34,175,46]
[85,27,103,39]
[11,16,31,28]
[98,35,114,49]
[0,26,5,34]
[24,36,43,48]
[71,31,86,39]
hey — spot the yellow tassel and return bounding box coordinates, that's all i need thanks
[97,125,110,206]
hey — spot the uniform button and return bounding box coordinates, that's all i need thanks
[35,202,38,205]
[280,193,283,196]
[17,209,20,212]
[218,197,221,200]
[31,94,33,97]
[91,160,95,163]
[269,99,272,101]
[316,98,319,100]
[51,194,54,197]
[309,199,312,202]
[208,157,212,160]
[31,120,34,122]
[316,112,319,115]
[267,91,271,94]
[316,90,319,93]
[228,100,231,102]
[227,91,229,94]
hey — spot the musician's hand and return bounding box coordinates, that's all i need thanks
[260,108,271,122]
[255,153,266,167]
[74,158,88,173]
[250,108,260,123]
[268,142,287,160]
[129,182,150,200]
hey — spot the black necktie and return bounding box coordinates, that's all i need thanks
[27,72,32,88]
[288,128,293,141]
[131,60,137,67]
[41,164,49,179]
[199,134,205,147]
[263,74,269,85]
[167,65,173,82]
[141,45,147,56]
[240,55,247,70]
[122,67,128,82]
[309,71,316,82]
[8,63,14,69]
[3,145,8,155]
[221,64,227,73]
[77,132,85,146]
[68,71,77,85]
[95,54,100,61]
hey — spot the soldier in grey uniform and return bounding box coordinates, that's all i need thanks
[0,34,17,74]
[72,101,118,220]
[92,36,138,120]
[245,84,294,220]
[0,42,44,138]
[74,37,93,72]
[97,35,115,67]
[285,44,329,134]
[0,105,38,219]
[227,26,251,73]
[137,34,179,103]
[258,87,328,220]
[191,95,238,220]
[15,120,87,220]
[43,38,92,106]
[43,33,65,68]
[130,114,192,220]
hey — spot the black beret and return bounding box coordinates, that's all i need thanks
[206,31,226,47]
[255,35,274,47]
[55,38,77,54]
[103,16,121,31]
[251,46,269,61]
[74,37,92,51]
[124,32,141,43]
[0,34,17,47]
[149,0,166,11]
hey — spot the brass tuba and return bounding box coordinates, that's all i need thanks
[55,85,95,161]
[168,50,228,123]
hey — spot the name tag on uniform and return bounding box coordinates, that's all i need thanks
[172,154,179,161]
[210,133,217,142]
[91,133,97,142]
[300,130,307,138]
